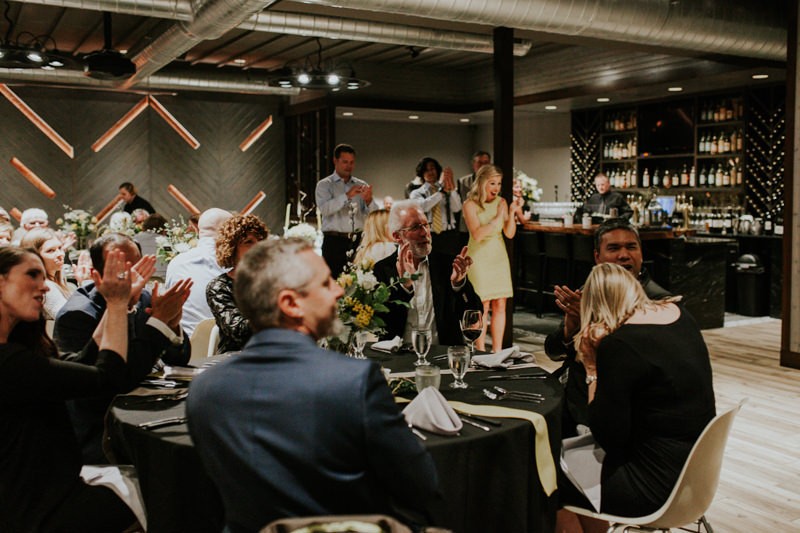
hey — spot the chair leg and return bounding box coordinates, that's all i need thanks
[699,515,713,533]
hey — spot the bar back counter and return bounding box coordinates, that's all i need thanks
[513,223,770,329]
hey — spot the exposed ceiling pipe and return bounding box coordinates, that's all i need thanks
[301,0,787,62]
[0,66,300,95]
[120,0,281,88]
[21,0,532,56]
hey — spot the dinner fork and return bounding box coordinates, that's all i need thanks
[482,388,542,403]
[492,386,544,400]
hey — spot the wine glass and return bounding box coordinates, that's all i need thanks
[447,346,471,389]
[460,310,483,355]
[352,330,370,359]
[411,327,432,366]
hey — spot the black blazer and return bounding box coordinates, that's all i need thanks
[53,282,191,462]
[373,251,481,346]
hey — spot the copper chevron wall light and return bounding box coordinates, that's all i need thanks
[95,195,125,224]
[9,208,21,222]
[148,96,200,150]
[167,184,201,215]
[0,84,74,159]
[91,97,150,152]
[241,191,266,214]
[10,157,56,199]
[239,115,273,152]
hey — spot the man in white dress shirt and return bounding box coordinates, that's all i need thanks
[165,207,232,336]
[409,157,462,257]
[315,143,379,277]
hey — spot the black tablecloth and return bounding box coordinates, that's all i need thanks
[106,348,563,533]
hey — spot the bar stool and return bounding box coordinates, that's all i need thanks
[570,233,595,287]
[541,233,572,311]
[515,231,545,315]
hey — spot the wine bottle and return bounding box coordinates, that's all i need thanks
[652,169,660,187]
[642,168,650,188]
[689,165,696,187]
[699,166,707,187]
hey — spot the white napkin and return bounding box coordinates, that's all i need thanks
[472,345,536,369]
[402,387,463,436]
[81,465,147,530]
[371,335,403,353]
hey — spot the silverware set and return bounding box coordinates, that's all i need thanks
[137,416,188,430]
[482,386,544,403]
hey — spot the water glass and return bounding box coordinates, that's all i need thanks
[415,364,441,392]
[411,327,432,366]
[448,346,471,389]
[352,330,370,359]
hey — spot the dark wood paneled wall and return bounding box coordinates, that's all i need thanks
[0,87,286,233]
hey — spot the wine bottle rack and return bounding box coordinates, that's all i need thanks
[744,87,785,220]
[570,109,602,202]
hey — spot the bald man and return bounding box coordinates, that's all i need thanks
[165,208,233,335]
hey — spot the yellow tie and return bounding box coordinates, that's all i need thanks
[431,199,444,234]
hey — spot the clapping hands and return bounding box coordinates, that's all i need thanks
[94,250,132,306]
[148,279,193,333]
[439,167,455,192]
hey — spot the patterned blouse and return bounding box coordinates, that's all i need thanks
[205,273,252,353]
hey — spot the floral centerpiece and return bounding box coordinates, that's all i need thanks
[155,217,198,263]
[326,261,415,355]
[284,222,321,245]
[513,169,543,205]
[56,206,97,250]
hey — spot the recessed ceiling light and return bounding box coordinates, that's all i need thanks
[342,111,354,117]
[596,97,610,103]
[233,58,246,65]
[118,49,128,55]
[668,87,683,92]
[752,73,769,80]
[459,118,470,123]
[408,115,420,120]
[545,105,557,110]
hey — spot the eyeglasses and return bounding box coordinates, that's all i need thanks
[399,222,430,233]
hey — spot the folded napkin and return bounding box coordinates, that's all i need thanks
[81,465,147,530]
[371,336,403,353]
[472,345,536,369]
[402,387,463,436]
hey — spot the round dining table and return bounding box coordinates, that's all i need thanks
[106,346,564,533]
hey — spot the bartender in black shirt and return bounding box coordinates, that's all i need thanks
[579,173,632,219]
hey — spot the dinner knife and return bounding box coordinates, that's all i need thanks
[454,410,502,427]
[480,374,547,381]
[459,416,491,432]
[138,416,188,430]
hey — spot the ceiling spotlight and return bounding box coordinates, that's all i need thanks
[26,51,44,63]
[233,58,246,65]
[408,115,420,120]
[545,105,558,110]
[752,74,769,80]
[668,86,683,92]
[326,72,340,85]
[342,112,354,117]
[297,72,311,85]
[267,38,369,91]
[597,97,610,103]
[459,118,470,123]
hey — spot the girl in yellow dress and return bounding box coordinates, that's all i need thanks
[463,165,524,351]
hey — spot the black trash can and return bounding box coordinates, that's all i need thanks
[735,254,768,316]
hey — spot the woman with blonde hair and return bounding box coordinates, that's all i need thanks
[556,263,715,532]
[21,228,77,319]
[462,164,524,351]
[353,209,395,267]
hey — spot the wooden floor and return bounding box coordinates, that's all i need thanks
[528,318,800,531]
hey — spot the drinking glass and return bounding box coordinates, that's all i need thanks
[460,310,483,355]
[352,330,370,359]
[415,365,441,392]
[411,327,432,366]
[447,346,471,389]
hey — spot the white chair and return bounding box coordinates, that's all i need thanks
[189,318,219,363]
[565,399,746,533]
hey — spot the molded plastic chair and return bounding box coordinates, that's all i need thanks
[261,514,452,533]
[565,399,746,533]
[190,318,220,363]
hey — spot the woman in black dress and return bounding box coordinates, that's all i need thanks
[0,246,138,532]
[206,214,269,353]
[557,263,716,532]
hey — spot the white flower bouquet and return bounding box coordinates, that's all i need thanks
[155,217,198,263]
[56,206,97,249]
[513,169,543,204]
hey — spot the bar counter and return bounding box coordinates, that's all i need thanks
[515,223,729,329]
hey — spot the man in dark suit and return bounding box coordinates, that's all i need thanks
[54,233,193,462]
[187,238,440,533]
[373,199,480,346]
[544,218,672,437]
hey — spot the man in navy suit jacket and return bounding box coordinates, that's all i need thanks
[188,238,440,533]
[54,233,192,462]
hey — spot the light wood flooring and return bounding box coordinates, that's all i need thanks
[523,318,800,532]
